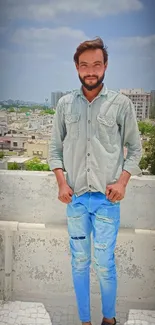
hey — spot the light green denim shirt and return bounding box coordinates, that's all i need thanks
[48,85,142,196]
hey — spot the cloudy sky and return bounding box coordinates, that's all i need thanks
[0,0,155,102]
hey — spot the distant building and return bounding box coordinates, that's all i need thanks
[150,90,155,118]
[0,137,11,151]
[151,90,155,107]
[120,88,151,121]
[0,134,28,151]
[24,139,49,159]
[51,90,71,108]
[0,112,8,136]
[51,91,64,108]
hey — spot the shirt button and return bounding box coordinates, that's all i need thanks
[88,138,90,141]
[89,185,92,188]
[87,169,90,172]
[87,153,90,156]
[88,120,91,123]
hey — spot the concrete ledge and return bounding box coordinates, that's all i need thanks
[1,221,155,235]
[0,222,18,231]
[0,171,155,229]
[135,229,155,235]
[18,223,46,230]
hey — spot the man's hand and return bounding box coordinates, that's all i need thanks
[106,170,131,203]
[58,183,74,204]
[105,182,126,203]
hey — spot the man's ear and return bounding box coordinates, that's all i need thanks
[75,63,79,72]
[105,61,108,70]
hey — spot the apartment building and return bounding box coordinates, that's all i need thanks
[24,139,49,159]
[51,92,63,108]
[120,88,150,120]
[0,112,8,136]
[0,134,28,151]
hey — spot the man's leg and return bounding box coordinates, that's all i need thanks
[67,194,92,323]
[92,196,120,323]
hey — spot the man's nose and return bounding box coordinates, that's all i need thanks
[86,65,96,73]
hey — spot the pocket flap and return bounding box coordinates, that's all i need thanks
[97,114,115,127]
[65,114,80,124]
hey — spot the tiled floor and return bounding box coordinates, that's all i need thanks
[0,301,52,325]
[8,293,155,325]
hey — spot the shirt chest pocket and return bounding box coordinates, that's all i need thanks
[96,114,117,143]
[65,114,80,140]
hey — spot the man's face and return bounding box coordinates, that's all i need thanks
[76,49,108,91]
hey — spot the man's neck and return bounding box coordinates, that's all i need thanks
[82,84,103,102]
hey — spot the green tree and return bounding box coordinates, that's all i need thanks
[19,107,30,113]
[0,151,4,159]
[8,107,15,112]
[8,162,20,170]
[147,126,155,174]
[139,156,149,170]
[138,121,153,135]
[40,109,55,115]
[24,157,50,171]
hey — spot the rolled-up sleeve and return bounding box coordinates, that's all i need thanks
[120,99,142,176]
[48,99,66,171]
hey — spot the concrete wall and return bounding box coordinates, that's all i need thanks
[0,223,155,306]
[0,171,155,229]
[0,171,155,308]
[0,230,4,298]
[0,159,8,170]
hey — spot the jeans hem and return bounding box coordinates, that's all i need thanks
[80,319,91,322]
[103,313,116,319]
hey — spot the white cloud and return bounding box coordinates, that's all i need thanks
[12,27,87,44]
[109,35,155,49]
[1,0,143,21]
[109,35,155,59]
[107,35,155,91]
[11,27,88,60]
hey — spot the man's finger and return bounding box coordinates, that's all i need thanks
[111,193,120,202]
[106,186,111,194]
[59,197,71,204]
[113,194,124,202]
[59,194,70,203]
[108,189,117,201]
[65,193,73,202]
[117,195,124,201]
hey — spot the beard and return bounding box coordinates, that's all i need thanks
[78,72,105,91]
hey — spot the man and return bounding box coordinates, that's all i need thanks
[49,38,142,325]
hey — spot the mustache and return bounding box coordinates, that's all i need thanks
[84,75,98,79]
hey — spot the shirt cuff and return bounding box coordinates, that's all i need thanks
[123,161,142,176]
[49,159,65,171]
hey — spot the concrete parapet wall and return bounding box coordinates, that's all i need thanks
[0,171,155,229]
[0,171,155,308]
[0,222,155,306]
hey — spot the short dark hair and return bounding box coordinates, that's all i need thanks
[73,37,108,65]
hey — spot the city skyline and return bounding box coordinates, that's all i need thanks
[0,0,155,102]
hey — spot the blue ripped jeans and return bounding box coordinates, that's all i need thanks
[67,192,120,322]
